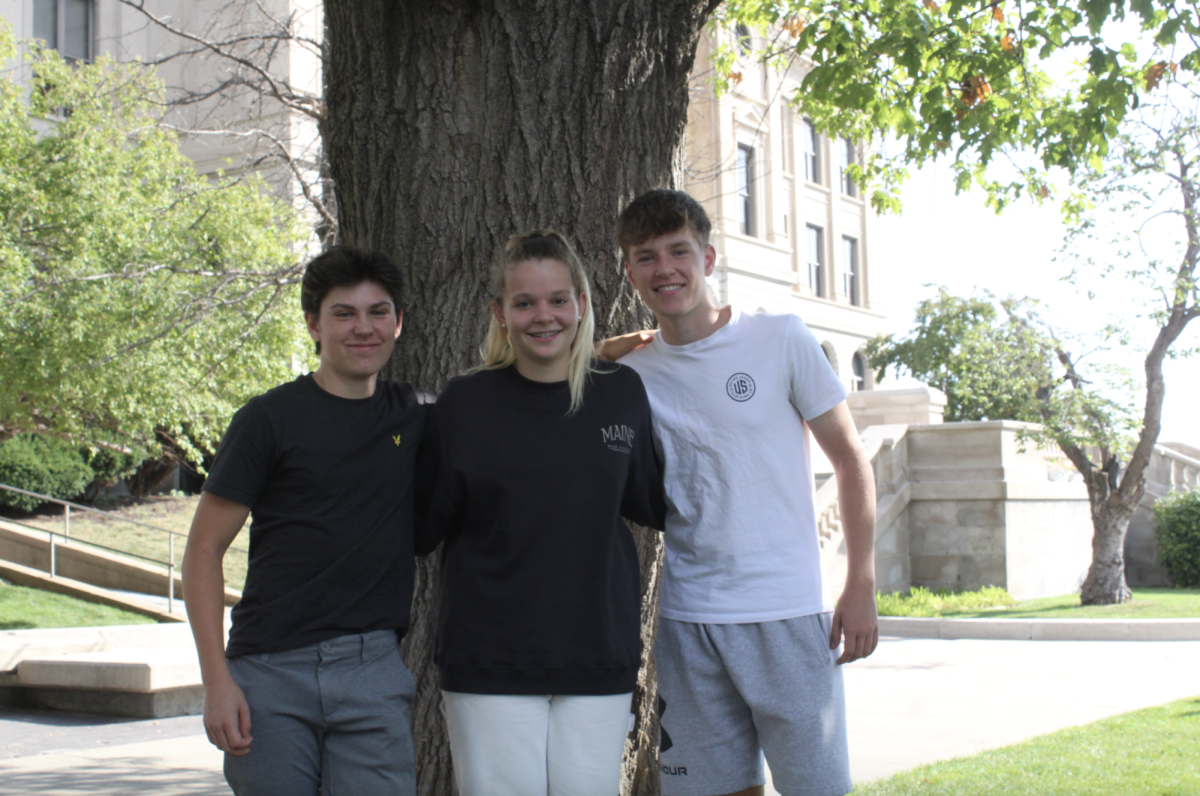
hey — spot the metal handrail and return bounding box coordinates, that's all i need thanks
[0,482,247,553]
[0,481,250,616]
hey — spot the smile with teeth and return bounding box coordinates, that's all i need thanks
[655,284,685,293]
[529,330,561,338]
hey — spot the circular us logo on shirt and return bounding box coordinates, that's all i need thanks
[726,373,756,402]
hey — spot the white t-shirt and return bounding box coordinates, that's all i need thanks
[622,308,847,623]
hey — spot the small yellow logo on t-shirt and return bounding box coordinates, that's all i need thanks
[392,434,402,446]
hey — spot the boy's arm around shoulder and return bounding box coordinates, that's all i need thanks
[807,401,878,665]
[183,492,253,755]
[619,367,669,531]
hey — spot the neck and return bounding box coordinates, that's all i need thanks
[514,356,569,384]
[311,367,378,400]
[658,303,732,346]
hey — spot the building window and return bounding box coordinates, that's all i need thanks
[806,225,825,297]
[851,352,869,391]
[781,105,794,175]
[842,236,860,306]
[735,23,753,56]
[736,143,757,237]
[803,118,820,183]
[34,0,94,63]
[840,137,857,197]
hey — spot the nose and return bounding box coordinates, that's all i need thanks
[352,311,373,335]
[533,300,553,322]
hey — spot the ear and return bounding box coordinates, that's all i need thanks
[577,293,588,320]
[305,312,321,345]
[703,243,717,277]
[393,309,404,340]
[623,258,635,287]
[492,301,506,327]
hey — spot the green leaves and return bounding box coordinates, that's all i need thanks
[0,23,310,458]
[719,0,1189,211]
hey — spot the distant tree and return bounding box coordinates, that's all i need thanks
[865,289,1055,422]
[869,87,1200,606]
[0,25,310,467]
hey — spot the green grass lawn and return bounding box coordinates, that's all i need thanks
[853,696,1200,795]
[17,495,250,591]
[879,586,1200,619]
[0,580,156,629]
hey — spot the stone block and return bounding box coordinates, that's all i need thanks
[936,619,1033,640]
[0,683,203,718]
[17,649,201,692]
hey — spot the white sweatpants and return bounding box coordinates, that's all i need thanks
[441,691,633,796]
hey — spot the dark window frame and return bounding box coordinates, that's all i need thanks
[806,224,825,298]
[736,143,757,238]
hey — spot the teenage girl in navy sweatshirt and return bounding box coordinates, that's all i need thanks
[417,230,666,796]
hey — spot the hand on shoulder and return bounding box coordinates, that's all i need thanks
[596,330,656,362]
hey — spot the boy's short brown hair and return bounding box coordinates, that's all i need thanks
[616,189,712,256]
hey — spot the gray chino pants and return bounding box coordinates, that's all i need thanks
[224,629,416,796]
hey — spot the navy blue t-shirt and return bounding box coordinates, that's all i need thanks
[204,374,429,658]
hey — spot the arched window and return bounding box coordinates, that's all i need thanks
[851,351,869,391]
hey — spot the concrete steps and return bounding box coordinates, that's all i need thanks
[0,517,242,608]
[0,622,218,719]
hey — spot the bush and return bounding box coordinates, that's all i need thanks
[876,586,1016,617]
[0,435,94,511]
[1154,489,1200,588]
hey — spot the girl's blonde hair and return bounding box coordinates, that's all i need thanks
[479,230,598,414]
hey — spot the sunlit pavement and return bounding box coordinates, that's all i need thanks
[2,636,1198,795]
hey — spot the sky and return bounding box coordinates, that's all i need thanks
[871,161,1200,447]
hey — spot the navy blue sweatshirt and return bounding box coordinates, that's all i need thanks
[417,362,666,695]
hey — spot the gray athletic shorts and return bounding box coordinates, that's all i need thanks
[656,613,851,796]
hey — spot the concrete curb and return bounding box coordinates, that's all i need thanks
[879,616,1200,641]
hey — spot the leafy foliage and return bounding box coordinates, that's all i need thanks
[1153,488,1200,587]
[717,0,1195,213]
[0,435,95,511]
[0,24,311,459]
[876,585,1016,616]
[864,289,1057,422]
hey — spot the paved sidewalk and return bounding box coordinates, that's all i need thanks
[2,636,1197,795]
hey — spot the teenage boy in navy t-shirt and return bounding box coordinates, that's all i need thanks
[183,247,430,796]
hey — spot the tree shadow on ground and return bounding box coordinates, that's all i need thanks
[0,760,227,796]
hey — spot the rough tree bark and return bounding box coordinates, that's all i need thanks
[322,2,720,792]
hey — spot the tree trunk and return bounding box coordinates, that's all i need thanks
[1079,495,1135,605]
[322,3,718,792]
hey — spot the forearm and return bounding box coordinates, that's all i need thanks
[182,543,234,685]
[834,447,877,590]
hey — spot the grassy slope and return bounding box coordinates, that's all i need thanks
[0,581,155,629]
[16,495,249,591]
[854,696,1200,796]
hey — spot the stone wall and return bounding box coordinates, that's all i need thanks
[1125,445,1200,586]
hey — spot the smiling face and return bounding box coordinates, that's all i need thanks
[305,280,403,394]
[493,258,584,382]
[623,225,717,326]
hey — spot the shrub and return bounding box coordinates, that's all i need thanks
[876,585,1016,617]
[0,435,94,511]
[1154,489,1200,588]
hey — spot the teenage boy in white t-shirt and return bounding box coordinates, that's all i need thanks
[611,189,878,796]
